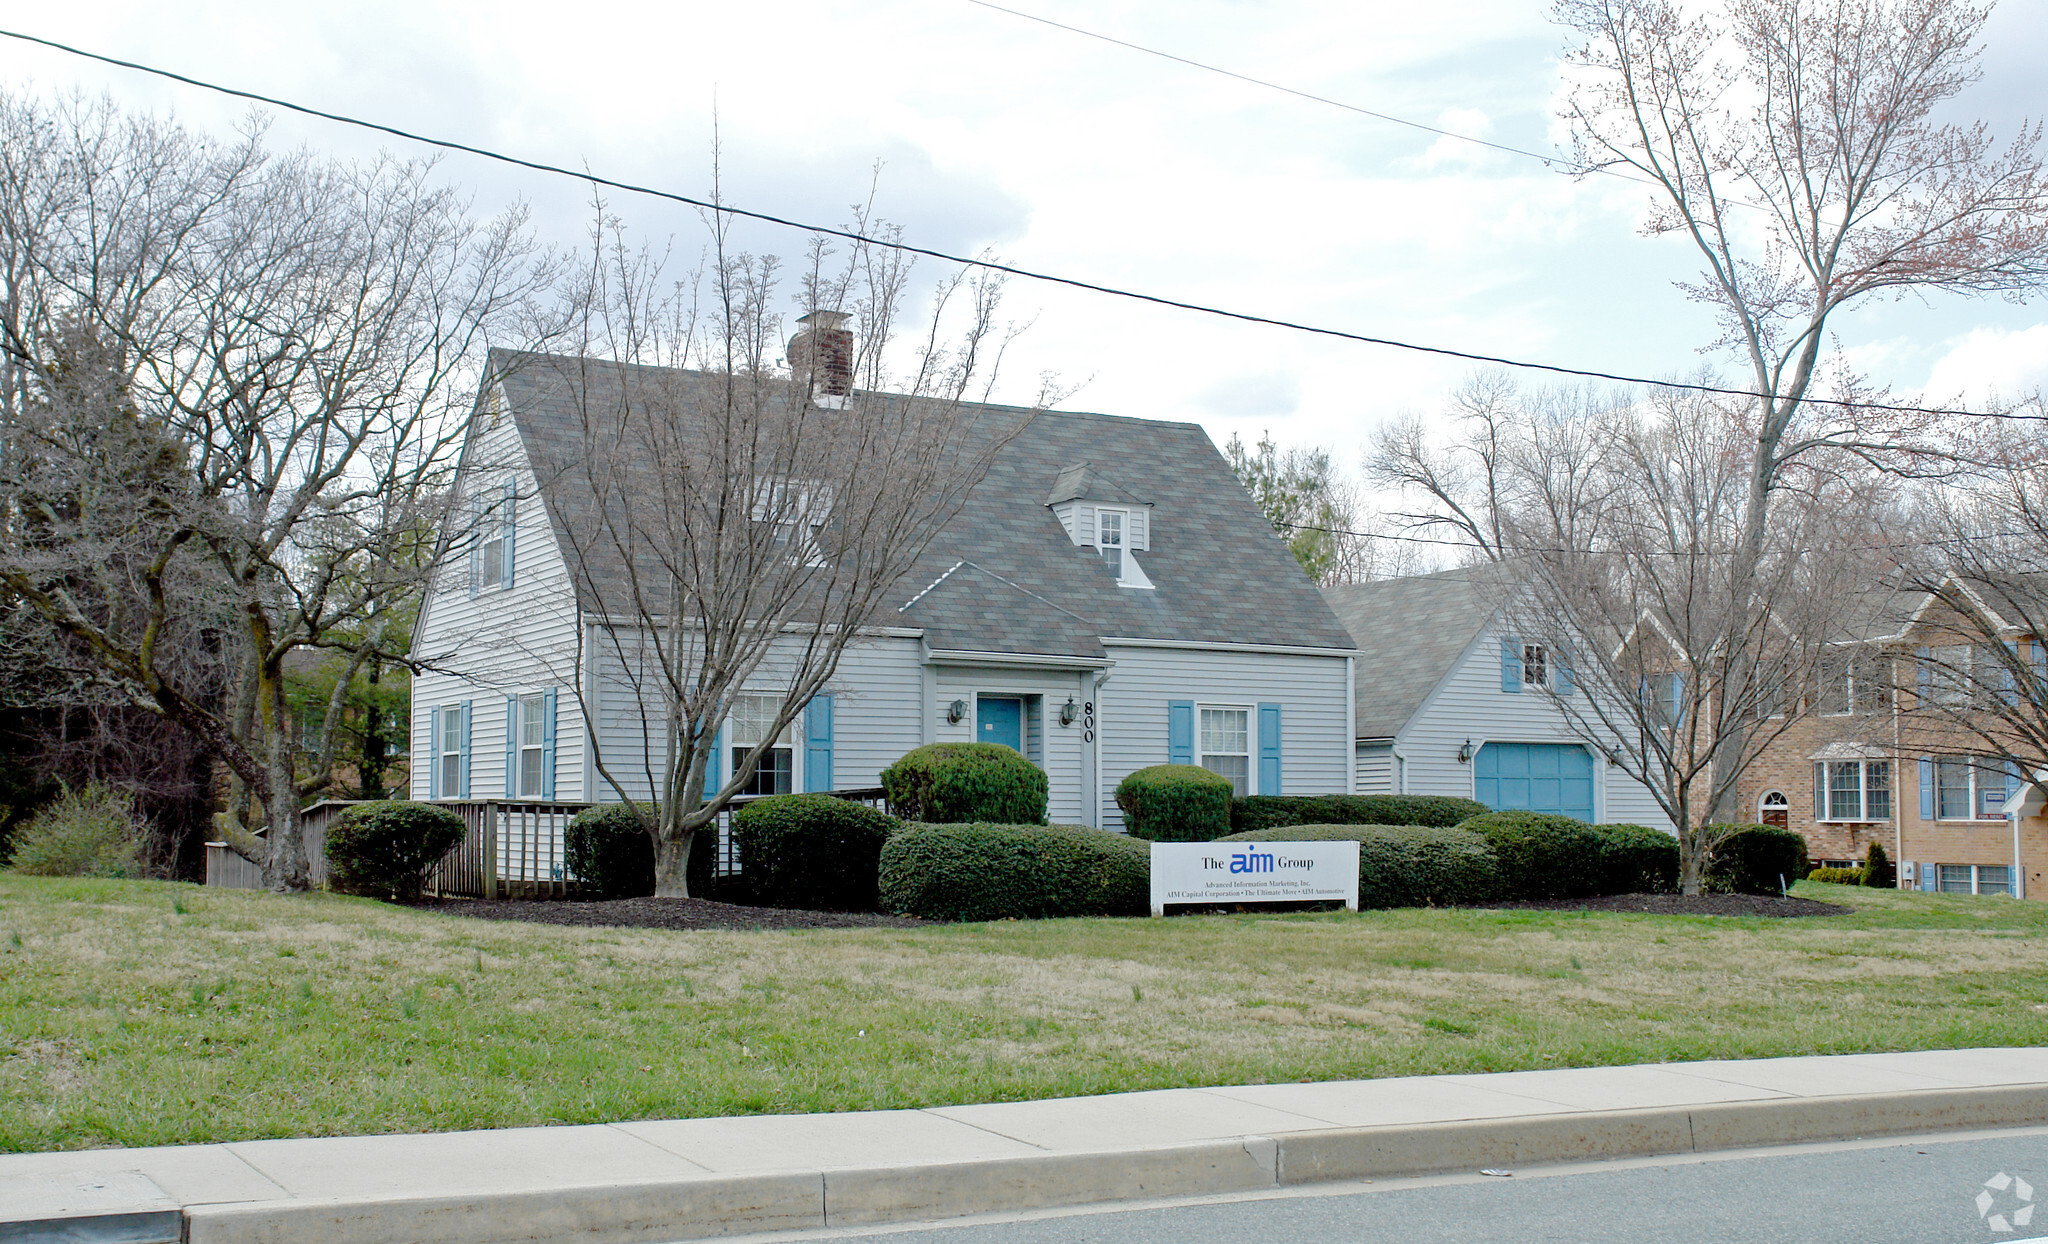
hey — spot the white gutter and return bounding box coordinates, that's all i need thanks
[924,648,1114,670]
[1099,636,1358,658]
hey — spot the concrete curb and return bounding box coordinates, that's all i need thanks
[151,1082,2048,1243]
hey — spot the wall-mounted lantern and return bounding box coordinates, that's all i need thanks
[946,698,968,725]
[1059,697,1079,727]
[1457,738,1476,764]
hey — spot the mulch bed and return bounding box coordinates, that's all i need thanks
[1469,892,1851,918]
[410,896,926,931]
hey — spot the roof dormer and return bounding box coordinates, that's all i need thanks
[1046,462,1154,589]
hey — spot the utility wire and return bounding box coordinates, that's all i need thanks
[961,0,1640,184]
[0,26,2031,422]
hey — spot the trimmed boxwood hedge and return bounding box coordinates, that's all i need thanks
[565,805,658,899]
[1597,823,1680,895]
[1116,765,1234,841]
[732,793,898,911]
[1705,823,1809,895]
[327,801,466,902]
[1230,794,1490,834]
[1808,866,1865,885]
[1218,823,1501,908]
[877,822,1149,921]
[879,743,1048,825]
[1453,809,1614,900]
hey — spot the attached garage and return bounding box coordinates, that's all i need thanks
[1474,742,1595,820]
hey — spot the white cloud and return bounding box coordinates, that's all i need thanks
[1922,324,2048,408]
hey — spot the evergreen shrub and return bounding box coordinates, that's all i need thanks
[732,793,898,911]
[880,743,1048,825]
[1453,810,1612,900]
[1597,823,1680,894]
[877,822,1148,921]
[1230,794,1489,833]
[1862,840,1896,888]
[565,805,657,899]
[1704,824,1810,895]
[1807,866,1866,885]
[1218,823,1501,908]
[326,801,465,901]
[1116,765,1233,841]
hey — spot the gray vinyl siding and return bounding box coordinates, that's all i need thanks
[411,410,587,801]
[1391,622,1672,832]
[1097,644,1351,831]
[1356,741,1396,794]
[930,661,1094,825]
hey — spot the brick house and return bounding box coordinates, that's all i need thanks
[1736,581,2048,898]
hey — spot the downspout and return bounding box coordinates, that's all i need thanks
[1089,668,1111,829]
[1892,648,1905,889]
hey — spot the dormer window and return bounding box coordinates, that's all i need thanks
[1098,509,1126,579]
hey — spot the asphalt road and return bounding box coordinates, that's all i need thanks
[756,1126,2048,1244]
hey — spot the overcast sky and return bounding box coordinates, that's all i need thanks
[4,0,2046,474]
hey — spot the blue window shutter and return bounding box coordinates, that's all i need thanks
[1500,640,1522,693]
[428,707,442,799]
[458,700,473,799]
[706,724,723,799]
[504,696,518,798]
[1668,674,1686,728]
[501,479,516,590]
[1167,701,1194,764]
[2033,640,2047,695]
[1813,762,1826,819]
[1916,646,1932,702]
[1555,647,1575,696]
[1919,756,1935,820]
[805,694,834,793]
[541,689,556,800]
[2001,641,2019,706]
[1257,702,1282,795]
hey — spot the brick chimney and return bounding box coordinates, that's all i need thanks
[787,310,853,408]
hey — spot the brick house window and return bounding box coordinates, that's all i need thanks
[1814,760,1890,822]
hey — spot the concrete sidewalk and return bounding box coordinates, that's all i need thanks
[6,1047,2047,1243]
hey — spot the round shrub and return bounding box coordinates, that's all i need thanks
[1597,823,1680,894]
[1116,765,1233,841]
[1219,823,1501,908]
[566,805,657,899]
[732,793,898,911]
[1454,810,1612,900]
[1808,866,1865,885]
[1704,823,1810,896]
[4,783,146,878]
[1862,840,1895,888]
[878,822,1148,921]
[1230,794,1489,834]
[880,743,1048,825]
[326,801,465,901]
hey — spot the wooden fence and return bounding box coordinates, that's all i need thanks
[206,790,891,898]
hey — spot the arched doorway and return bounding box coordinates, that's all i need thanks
[1759,790,1789,829]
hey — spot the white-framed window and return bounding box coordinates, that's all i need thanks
[1815,760,1890,822]
[729,694,794,797]
[751,479,832,566]
[517,693,547,797]
[1198,704,1250,795]
[439,705,463,797]
[1097,508,1126,580]
[471,479,515,592]
[1522,643,1548,687]
[1817,652,1887,715]
[1931,756,2007,821]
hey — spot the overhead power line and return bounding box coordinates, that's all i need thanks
[961,0,1641,184]
[0,27,2031,422]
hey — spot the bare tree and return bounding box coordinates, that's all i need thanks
[0,92,552,889]
[537,202,1034,895]
[1226,432,1414,584]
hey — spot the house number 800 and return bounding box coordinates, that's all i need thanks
[1082,701,1094,743]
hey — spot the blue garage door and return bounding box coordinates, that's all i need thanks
[1475,743,1595,820]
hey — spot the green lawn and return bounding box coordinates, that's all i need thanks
[4,875,2046,1152]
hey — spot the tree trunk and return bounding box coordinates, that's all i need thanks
[652,826,696,899]
[1677,837,1707,896]
[260,765,308,892]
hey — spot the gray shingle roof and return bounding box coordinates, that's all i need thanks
[489,350,1353,656]
[1322,564,1516,739]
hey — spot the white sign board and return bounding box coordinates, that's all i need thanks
[1149,840,1360,916]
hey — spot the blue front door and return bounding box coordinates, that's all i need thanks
[1475,742,1595,821]
[978,697,1023,752]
